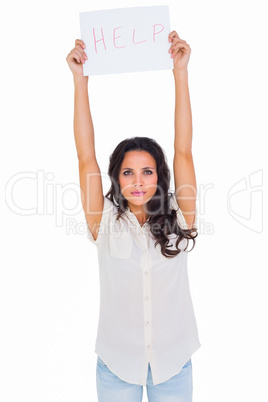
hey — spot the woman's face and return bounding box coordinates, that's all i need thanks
[118,150,158,209]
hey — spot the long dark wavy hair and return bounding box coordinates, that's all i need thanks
[105,137,198,258]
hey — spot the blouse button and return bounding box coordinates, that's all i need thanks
[146,321,150,326]
[144,271,148,276]
[143,250,147,254]
[146,345,150,350]
[145,297,149,302]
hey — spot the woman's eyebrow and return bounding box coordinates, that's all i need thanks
[121,167,156,170]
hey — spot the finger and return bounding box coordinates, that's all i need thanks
[168,30,179,39]
[72,49,85,64]
[172,41,190,52]
[73,46,88,62]
[168,31,179,42]
[73,46,83,56]
[169,40,185,54]
[172,43,191,55]
[75,39,86,49]
[75,43,86,57]
[169,38,185,53]
[170,38,185,48]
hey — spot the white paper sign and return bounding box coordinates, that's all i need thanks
[79,6,173,76]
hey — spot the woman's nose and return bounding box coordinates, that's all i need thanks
[133,175,143,186]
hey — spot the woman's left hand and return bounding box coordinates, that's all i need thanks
[168,31,191,71]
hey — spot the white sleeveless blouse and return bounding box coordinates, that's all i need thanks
[86,192,201,386]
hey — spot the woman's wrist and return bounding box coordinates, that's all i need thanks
[73,74,88,86]
[173,67,188,79]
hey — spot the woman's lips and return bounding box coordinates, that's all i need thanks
[131,192,146,196]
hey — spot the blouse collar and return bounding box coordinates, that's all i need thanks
[124,206,150,231]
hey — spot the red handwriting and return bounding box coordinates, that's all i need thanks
[93,27,106,53]
[92,24,165,53]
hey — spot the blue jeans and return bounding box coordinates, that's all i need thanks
[96,356,193,401]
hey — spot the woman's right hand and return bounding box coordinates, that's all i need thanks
[66,39,88,78]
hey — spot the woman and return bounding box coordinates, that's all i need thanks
[66,30,201,402]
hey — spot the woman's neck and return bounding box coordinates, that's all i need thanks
[127,203,149,226]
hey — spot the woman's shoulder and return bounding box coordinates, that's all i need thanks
[103,196,128,222]
[103,196,118,210]
[168,191,178,210]
[168,192,196,231]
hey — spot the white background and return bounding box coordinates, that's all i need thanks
[1,0,267,401]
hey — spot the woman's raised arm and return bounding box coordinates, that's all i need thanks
[168,31,197,229]
[66,40,104,241]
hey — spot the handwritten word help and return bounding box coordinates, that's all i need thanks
[92,24,165,53]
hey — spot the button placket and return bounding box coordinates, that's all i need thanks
[126,210,153,358]
[142,245,152,358]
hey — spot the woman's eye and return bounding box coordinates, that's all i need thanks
[123,170,152,175]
